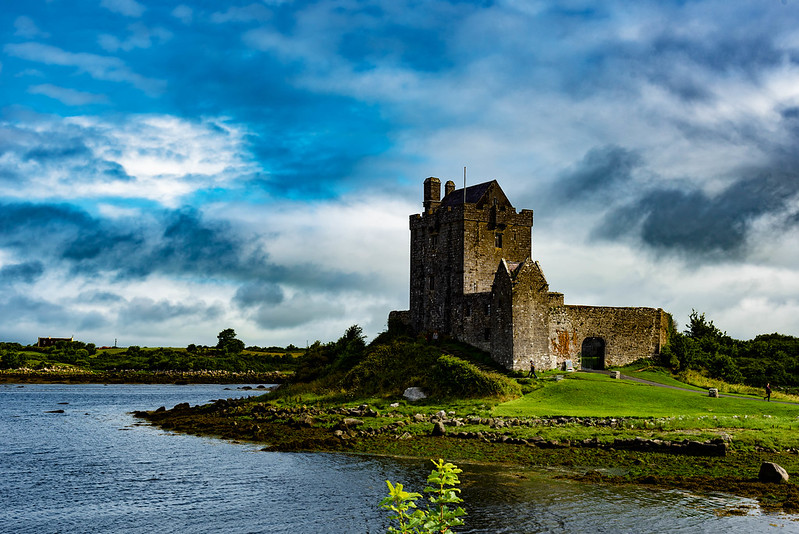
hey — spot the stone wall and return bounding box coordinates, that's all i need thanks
[548,305,669,369]
[494,260,554,371]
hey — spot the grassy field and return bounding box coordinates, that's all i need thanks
[494,372,797,418]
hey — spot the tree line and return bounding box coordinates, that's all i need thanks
[661,311,799,389]
[0,329,299,373]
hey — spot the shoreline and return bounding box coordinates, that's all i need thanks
[136,395,799,514]
[0,370,286,385]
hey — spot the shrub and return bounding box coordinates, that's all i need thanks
[434,354,521,400]
[380,459,466,534]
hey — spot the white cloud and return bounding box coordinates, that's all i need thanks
[211,4,273,24]
[29,84,108,106]
[98,24,172,52]
[172,5,193,25]
[0,114,258,207]
[4,42,166,95]
[100,0,145,18]
[14,16,49,39]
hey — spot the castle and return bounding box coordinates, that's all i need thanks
[390,177,669,371]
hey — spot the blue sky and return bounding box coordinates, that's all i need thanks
[2,0,799,347]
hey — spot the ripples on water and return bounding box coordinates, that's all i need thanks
[0,384,794,533]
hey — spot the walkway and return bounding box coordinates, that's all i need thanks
[582,369,796,405]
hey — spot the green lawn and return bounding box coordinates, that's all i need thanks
[494,372,799,419]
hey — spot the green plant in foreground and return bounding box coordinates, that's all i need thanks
[380,459,466,533]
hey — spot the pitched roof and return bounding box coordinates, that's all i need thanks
[440,180,495,208]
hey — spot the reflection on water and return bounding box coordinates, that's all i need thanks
[0,383,794,533]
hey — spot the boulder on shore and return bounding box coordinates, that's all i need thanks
[759,462,790,483]
[431,421,447,436]
[403,387,427,401]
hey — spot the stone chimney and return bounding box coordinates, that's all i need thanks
[444,180,456,198]
[423,177,441,213]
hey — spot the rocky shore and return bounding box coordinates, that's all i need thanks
[136,396,799,513]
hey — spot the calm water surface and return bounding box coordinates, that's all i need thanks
[0,383,794,533]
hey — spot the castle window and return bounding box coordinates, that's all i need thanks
[429,275,435,291]
[431,234,438,247]
[495,233,503,248]
[465,304,471,317]
[484,328,491,341]
[485,303,491,316]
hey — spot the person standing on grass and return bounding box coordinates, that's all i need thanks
[765,382,772,402]
[528,360,538,379]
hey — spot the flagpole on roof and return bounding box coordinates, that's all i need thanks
[463,166,466,204]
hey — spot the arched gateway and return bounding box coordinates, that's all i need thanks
[581,337,605,370]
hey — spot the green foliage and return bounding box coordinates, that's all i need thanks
[293,325,369,383]
[660,310,799,390]
[434,354,521,399]
[380,459,466,534]
[341,341,439,396]
[0,348,26,369]
[338,338,520,400]
[216,328,245,355]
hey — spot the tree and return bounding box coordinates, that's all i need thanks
[685,310,724,340]
[217,328,245,355]
[0,350,26,369]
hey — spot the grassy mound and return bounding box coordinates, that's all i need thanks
[277,332,521,402]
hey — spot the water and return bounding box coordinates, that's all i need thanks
[0,384,794,533]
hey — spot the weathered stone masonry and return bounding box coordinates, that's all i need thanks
[391,177,669,371]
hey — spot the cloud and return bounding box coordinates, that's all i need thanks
[553,146,642,203]
[0,261,44,284]
[14,16,49,39]
[234,282,284,308]
[29,84,108,106]
[117,296,223,326]
[172,5,194,24]
[98,24,172,52]
[594,162,799,261]
[100,0,145,18]
[211,4,273,24]
[0,114,257,206]
[4,42,165,95]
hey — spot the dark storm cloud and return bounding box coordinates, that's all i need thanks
[250,294,346,329]
[0,121,134,188]
[0,293,70,327]
[77,291,125,304]
[0,261,44,284]
[554,146,641,202]
[555,142,799,260]
[117,297,224,325]
[234,282,284,308]
[0,201,376,296]
[599,168,799,259]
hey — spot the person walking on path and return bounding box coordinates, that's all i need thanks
[765,382,772,402]
[528,360,538,379]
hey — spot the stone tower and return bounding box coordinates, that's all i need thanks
[409,178,533,352]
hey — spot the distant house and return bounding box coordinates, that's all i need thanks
[37,336,74,348]
[390,177,669,372]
